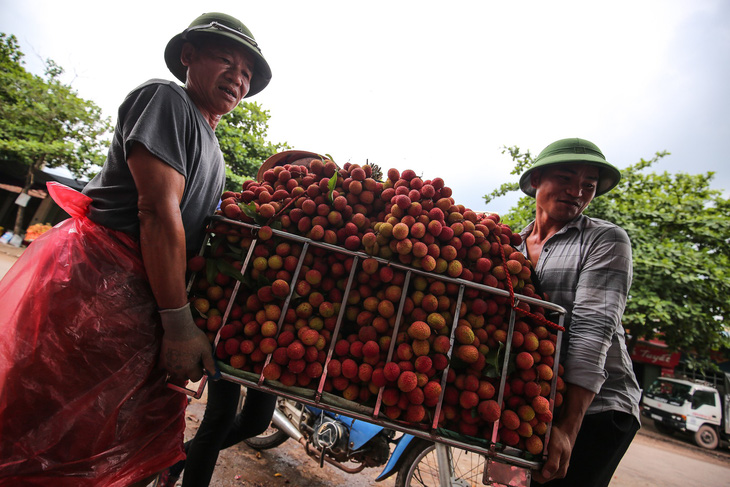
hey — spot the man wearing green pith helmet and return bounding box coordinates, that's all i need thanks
[518,138,641,486]
[0,12,272,486]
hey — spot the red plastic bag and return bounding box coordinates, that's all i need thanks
[0,182,186,486]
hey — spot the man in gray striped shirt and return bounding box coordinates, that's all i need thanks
[518,138,642,487]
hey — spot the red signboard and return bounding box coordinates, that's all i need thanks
[631,344,680,368]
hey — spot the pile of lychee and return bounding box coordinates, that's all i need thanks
[187,159,565,457]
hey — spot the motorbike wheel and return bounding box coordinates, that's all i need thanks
[243,425,290,450]
[394,440,486,487]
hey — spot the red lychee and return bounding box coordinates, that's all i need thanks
[397,371,418,393]
[478,400,502,423]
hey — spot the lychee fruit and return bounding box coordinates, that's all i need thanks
[408,321,431,340]
[515,351,535,370]
[476,401,500,425]
[501,409,521,430]
[414,355,433,374]
[525,435,544,455]
[405,404,426,423]
[532,396,551,415]
[383,362,401,382]
[286,341,305,360]
[454,325,475,345]
[455,345,479,364]
[341,358,359,379]
[397,371,418,393]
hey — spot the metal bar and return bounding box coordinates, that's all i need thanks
[542,314,565,456]
[431,283,465,431]
[219,369,542,469]
[206,215,567,318]
[435,442,453,486]
[196,216,566,471]
[315,254,360,401]
[492,302,519,442]
[258,241,310,386]
[374,269,412,418]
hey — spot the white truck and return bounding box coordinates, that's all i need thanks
[641,374,730,449]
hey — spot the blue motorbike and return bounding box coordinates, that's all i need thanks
[243,393,488,487]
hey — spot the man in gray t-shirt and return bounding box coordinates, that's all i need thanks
[518,138,641,487]
[0,12,273,485]
[83,78,225,252]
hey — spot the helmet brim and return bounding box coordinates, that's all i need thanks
[519,155,621,198]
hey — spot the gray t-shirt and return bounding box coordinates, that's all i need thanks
[83,79,225,252]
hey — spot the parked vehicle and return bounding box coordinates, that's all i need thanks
[641,374,730,449]
[244,394,499,487]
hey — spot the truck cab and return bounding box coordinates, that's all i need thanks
[641,376,729,449]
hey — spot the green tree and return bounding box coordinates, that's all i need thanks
[216,101,290,191]
[486,146,730,371]
[0,33,111,235]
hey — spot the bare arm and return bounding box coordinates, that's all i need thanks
[128,143,188,308]
[533,384,595,482]
[128,142,215,383]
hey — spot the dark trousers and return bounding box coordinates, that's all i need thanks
[534,410,640,487]
[169,379,277,486]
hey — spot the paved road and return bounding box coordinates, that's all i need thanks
[610,421,730,487]
[188,388,730,487]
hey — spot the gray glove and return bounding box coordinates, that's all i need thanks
[159,303,216,385]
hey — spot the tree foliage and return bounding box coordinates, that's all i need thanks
[486,146,730,370]
[0,33,111,234]
[215,101,290,192]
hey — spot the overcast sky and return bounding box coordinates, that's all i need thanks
[1,0,728,215]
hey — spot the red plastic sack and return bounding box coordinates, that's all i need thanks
[0,182,186,486]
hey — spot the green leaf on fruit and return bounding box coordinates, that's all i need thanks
[256,273,271,288]
[240,202,266,225]
[325,154,336,163]
[483,341,506,378]
[206,258,218,287]
[327,172,338,202]
[225,247,243,259]
[216,259,246,284]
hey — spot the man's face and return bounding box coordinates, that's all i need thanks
[531,163,600,223]
[182,38,255,118]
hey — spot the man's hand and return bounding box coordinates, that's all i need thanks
[532,384,595,483]
[532,423,573,483]
[159,303,217,384]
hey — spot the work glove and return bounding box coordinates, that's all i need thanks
[158,303,217,385]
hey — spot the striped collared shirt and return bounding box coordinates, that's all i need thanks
[519,214,642,420]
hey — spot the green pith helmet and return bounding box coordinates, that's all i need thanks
[164,12,272,98]
[519,138,621,197]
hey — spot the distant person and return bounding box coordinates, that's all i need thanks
[0,12,271,486]
[517,138,642,486]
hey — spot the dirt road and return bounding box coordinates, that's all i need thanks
[0,243,21,276]
[183,388,730,487]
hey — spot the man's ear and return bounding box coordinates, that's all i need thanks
[180,42,195,69]
[530,169,542,191]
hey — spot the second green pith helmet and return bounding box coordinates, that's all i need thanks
[519,138,621,197]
